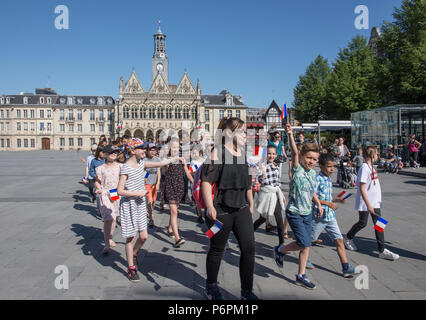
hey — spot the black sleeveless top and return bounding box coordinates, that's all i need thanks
[201,146,251,210]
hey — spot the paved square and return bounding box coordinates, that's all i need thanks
[0,151,425,300]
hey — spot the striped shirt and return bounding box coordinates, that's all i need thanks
[121,159,146,195]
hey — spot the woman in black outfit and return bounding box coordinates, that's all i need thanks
[201,117,260,300]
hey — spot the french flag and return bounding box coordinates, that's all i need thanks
[342,193,352,200]
[281,104,288,120]
[205,220,223,239]
[337,191,346,198]
[82,177,88,185]
[109,189,120,202]
[374,217,388,233]
[337,191,352,200]
[189,164,198,174]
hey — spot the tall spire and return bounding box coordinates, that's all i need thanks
[157,19,162,34]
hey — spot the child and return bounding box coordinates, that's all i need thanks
[189,143,206,224]
[274,123,323,289]
[144,143,161,228]
[88,147,105,203]
[306,153,357,277]
[353,148,363,174]
[94,145,122,254]
[343,146,399,261]
[163,138,194,247]
[253,145,287,246]
[117,138,180,282]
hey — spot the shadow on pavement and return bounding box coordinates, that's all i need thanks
[403,180,426,187]
[73,203,102,221]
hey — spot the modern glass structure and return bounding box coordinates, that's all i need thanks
[351,104,426,148]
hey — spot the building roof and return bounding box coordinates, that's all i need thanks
[201,90,245,106]
[0,90,115,107]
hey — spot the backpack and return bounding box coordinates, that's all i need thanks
[192,150,224,209]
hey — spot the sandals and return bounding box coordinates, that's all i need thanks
[175,238,186,248]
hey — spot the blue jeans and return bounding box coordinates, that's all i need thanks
[286,210,312,248]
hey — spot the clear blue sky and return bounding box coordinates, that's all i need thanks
[0,0,402,109]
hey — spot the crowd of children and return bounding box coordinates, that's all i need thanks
[81,119,400,299]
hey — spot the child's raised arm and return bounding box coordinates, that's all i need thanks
[145,156,178,168]
[285,123,298,169]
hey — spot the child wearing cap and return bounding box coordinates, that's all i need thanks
[117,138,183,282]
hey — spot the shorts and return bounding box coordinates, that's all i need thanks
[286,210,312,248]
[312,218,343,242]
[145,184,158,203]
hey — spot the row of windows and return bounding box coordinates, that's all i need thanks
[0,97,113,106]
[59,109,113,121]
[0,109,52,119]
[123,106,196,120]
[59,124,112,133]
[219,110,240,120]
[0,138,11,148]
[59,137,84,147]
[14,122,52,132]
[15,139,36,148]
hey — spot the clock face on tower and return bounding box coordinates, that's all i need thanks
[156,63,164,72]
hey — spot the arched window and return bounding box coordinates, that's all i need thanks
[183,107,190,120]
[174,106,181,120]
[149,106,156,119]
[131,106,137,119]
[123,106,129,119]
[157,106,164,119]
[140,106,147,119]
[166,106,172,119]
[191,108,196,120]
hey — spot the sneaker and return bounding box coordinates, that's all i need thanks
[204,283,223,300]
[295,274,316,290]
[241,290,261,300]
[342,264,357,278]
[306,260,315,270]
[379,248,399,261]
[175,238,186,248]
[273,245,285,268]
[311,239,323,246]
[343,235,358,251]
[127,267,140,282]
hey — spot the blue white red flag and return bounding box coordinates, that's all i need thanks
[109,189,120,202]
[206,220,223,239]
[82,177,88,184]
[189,164,198,174]
[374,217,388,233]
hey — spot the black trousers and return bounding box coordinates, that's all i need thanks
[206,205,255,291]
[88,178,96,200]
[253,200,285,245]
[347,208,385,253]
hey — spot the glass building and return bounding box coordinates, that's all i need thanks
[351,104,426,148]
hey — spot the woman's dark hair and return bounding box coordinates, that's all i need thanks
[95,147,104,158]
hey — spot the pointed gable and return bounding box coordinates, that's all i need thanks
[175,73,196,95]
[124,71,144,94]
[150,73,170,94]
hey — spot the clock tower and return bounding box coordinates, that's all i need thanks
[152,21,169,85]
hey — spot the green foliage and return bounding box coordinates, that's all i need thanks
[326,35,381,120]
[376,0,426,104]
[293,55,331,122]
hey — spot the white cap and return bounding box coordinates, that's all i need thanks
[91,144,98,151]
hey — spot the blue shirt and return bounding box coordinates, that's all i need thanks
[313,172,335,222]
[89,158,105,179]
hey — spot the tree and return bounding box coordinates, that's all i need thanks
[293,55,331,123]
[376,0,426,104]
[326,35,381,119]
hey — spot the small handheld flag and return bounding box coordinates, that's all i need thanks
[109,189,120,202]
[337,191,346,198]
[374,217,388,233]
[281,104,288,120]
[205,220,223,239]
[144,171,150,179]
[342,193,352,200]
[82,177,88,185]
[189,164,198,174]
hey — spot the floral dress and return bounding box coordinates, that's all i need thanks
[95,163,122,221]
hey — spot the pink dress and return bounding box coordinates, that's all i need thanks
[95,163,122,221]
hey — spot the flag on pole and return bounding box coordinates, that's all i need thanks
[281,104,288,120]
[144,171,150,179]
[82,177,88,185]
[205,220,223,239]
[342,193,352,200]
[109,189,120,202]
[374,217,388,233]
[189,164,198,174]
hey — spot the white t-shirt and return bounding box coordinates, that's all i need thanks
[86,154,95,179]
[355,163,382,211]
